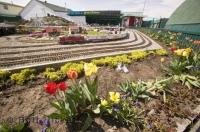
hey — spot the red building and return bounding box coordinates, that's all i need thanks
[122,12,144,27]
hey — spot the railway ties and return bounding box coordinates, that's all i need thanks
[0,32,137,56]
[0,30,160,70]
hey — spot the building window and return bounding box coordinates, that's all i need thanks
[3,4,8,10]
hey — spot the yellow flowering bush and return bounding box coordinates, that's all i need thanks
[43,68,65,81]
[0,70,10,82]
[154,49,168,56]
[84,63,98,76]
[129,51,148,60]
[11,69,36,85]
[92,55,131,67]
[60,62,84,74]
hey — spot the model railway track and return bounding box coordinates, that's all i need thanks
[0,32,136,60]
[0,31,152,68]
[0,32,137,55]
[0,33,137,59]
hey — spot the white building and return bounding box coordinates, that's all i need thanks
[20,0,86,25]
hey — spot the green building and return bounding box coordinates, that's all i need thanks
[165,0,200,34]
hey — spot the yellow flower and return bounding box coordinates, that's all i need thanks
[185,48,192,53]
[160,58,165,63]
[101,99,108,106]
[109,92,120,103]
[182,51,190,57]
[174,49,184,56]
[84,63,98,76]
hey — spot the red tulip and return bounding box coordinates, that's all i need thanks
[170,47,177,53]
[57,82,68,91]
[44,82,57,95]
[67,70,78,80]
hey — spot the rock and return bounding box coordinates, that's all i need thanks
[44,107,56,115]
[148,109,155,116]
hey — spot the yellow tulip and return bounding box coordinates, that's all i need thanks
[185,48,192,53]
[101,99,108,106]
[84,63,98,76]
[109,92,120,103]
[174,49,184,56]
[160,58,165,63]
[182,51,190,57]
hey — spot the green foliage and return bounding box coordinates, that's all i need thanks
[119,81,154,101]
[119,78,172,102]
[10,69,36,85]
[60,62,84,74]
[43,68,65,82]
[186,52,200,76]
[0,70,10,82]
[100,98,143,129]
[49,76,99,131]
[168,51,200,75]
[0,122,30,132]
[168,59,188,75]
[173,74,200,89]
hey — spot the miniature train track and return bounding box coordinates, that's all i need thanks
[0,32,137,55]
[0,30,159,70]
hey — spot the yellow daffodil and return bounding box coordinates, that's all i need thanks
[84,63,98,76]
[160,58,165,63]
[101,99,108,106]
[109,92,120,103]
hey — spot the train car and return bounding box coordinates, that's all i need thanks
[59,35,85,44]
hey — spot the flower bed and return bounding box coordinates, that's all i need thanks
[138,28,200,52]
[0,45,199,131]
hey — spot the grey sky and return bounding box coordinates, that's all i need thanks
[1,0,185,19]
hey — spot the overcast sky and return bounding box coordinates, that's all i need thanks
[1,0,185,19]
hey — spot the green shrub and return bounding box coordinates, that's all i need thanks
[10,69,36,85]
[0,122,31,131]
[0,70,10,82]
[43,68,65,82]
[60,62,84,74]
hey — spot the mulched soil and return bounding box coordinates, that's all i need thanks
[0,55,199,132]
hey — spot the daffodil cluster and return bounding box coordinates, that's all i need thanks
[174,48,192,57]
[84,63,98,76]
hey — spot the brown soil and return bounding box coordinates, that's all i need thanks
[0,55,199,132]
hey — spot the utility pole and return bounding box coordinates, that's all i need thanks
[142,0,147,14]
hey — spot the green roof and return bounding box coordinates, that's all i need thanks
[166,0,200,25]
[36,0,68,12]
